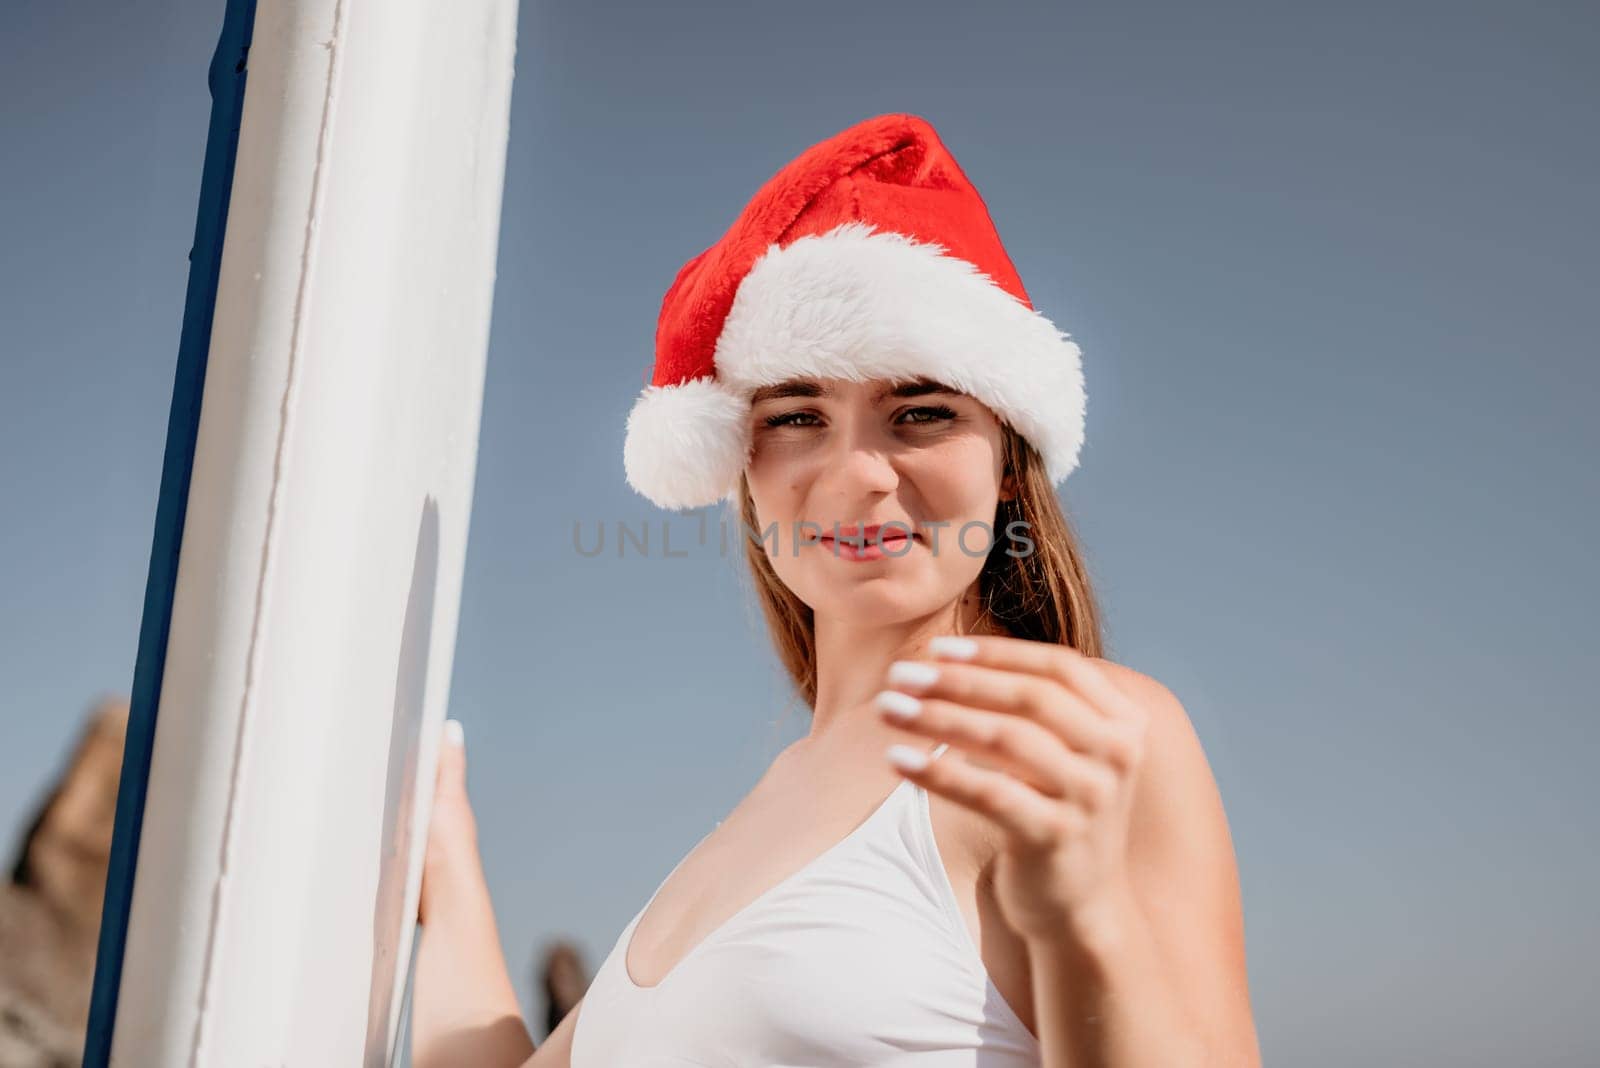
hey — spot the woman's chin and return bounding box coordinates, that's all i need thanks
[804,578,954,625]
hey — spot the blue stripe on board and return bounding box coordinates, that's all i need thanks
[83,1,259,1063]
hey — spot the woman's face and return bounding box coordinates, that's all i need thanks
[744,375,1013,626]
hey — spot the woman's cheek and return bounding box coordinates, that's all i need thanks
[748,431,807,469]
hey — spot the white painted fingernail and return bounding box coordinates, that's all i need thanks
[929,636,978,660]
[886,744,930,772]
[875,690,922,719]
[887,660,940,690]
[443,719,464,747]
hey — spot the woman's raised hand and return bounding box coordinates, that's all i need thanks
[419,718,478,926]
[412,718,537,1067]
[874,635,1153,945]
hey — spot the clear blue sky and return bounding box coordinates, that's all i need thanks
[2,1,1596,1063]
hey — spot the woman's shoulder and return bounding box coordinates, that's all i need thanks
[1085,656,1206,786]
[1089,655,1179,710]
[1085,657,1206,762]
[1086,657,1235,892]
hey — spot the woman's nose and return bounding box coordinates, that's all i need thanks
[818,421,900,496]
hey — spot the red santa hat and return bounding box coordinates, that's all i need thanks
[623,112,1086,511]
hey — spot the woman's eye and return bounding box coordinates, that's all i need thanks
[761,405,957,429]
[764,410,821,428]
[898,404,958,425]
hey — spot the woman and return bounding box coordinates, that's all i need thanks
[412,113,1261,1066]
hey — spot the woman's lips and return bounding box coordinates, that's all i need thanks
[817,529,919,561]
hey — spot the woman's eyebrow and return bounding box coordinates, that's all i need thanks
[751,380,825,404]
[882,378,960,401]
[749,377,958,405]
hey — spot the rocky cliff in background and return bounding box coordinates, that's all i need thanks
[0,697,590,1064]
[0,698,127,1068]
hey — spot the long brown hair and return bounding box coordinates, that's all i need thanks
[734,422,1104,710]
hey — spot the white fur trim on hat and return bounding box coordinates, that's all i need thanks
[623,375,750,510]
[623,221,1085,511]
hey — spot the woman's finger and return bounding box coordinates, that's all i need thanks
[435,718,467,797]
[885,742,1067,849]
[876,691,1114,804]
[927,635,1146,724]
[886,659,1135,769]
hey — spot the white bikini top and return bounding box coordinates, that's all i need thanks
[569,742,1041,1066]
